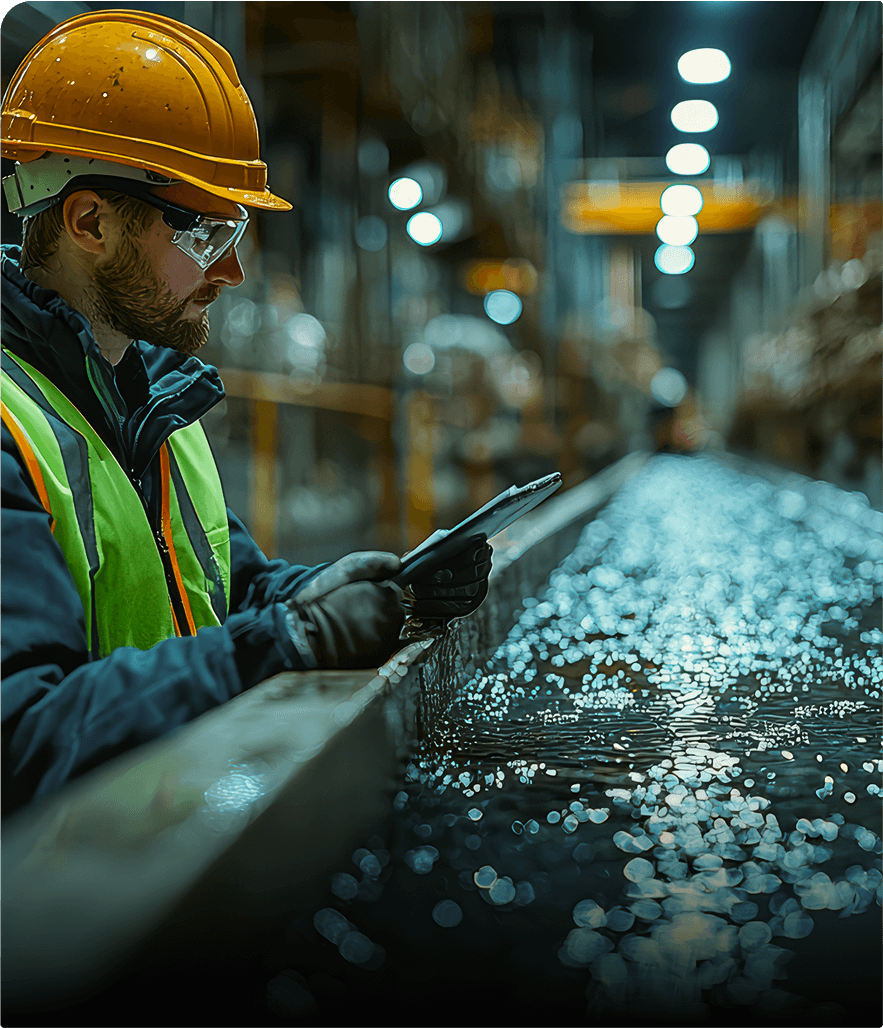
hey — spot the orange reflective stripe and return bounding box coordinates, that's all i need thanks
[169,600,182,638]
[1,400,55,533]
[159,443,197,635]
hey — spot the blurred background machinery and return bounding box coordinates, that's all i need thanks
[3,1,880,566]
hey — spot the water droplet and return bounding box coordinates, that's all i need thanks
[489,877,517,904]
[339,931,375,964]
[623,858,655,882]
[360,854,382,878]
[432,899,463,927]
[605,907,636,932]
[514,881,536,906]
[573,843,596,863]
[474,865,497,888]
[631,898,663,920]
[573,899,607,927]
[313,907,351,945]
[731,901,760,923]
[404,846,438,875]
[782,910,814,938]
[562,927,614,965]
[331,873,358,900]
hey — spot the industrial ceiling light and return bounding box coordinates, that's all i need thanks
[656,215,699,246]
[677,48,732,84]
[406,211,443,246]
[388,177,423,210]
[660,184,704,216]
[665,143,711,175]
[403,341,436,375]
[651,367,688,407]
[484,289,523,325]
[671,100,719,133]
[654,244,695,275]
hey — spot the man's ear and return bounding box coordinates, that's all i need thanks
[62,191,108,255]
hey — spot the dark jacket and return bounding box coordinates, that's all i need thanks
[1,246,321,814]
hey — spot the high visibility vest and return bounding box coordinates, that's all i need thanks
[1,348,231,657]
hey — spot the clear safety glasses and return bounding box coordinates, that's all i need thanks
[139,193,250,269]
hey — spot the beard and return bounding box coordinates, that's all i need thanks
[85,233,221,356]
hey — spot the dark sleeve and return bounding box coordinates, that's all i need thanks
[0,427,316,815]
[224,508,329,680]
[227,508,326,613]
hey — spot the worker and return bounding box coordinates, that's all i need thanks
[1,11,492,814]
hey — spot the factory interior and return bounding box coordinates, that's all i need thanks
[1,2,881,1026]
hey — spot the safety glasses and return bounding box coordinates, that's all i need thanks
[135,192,250,269]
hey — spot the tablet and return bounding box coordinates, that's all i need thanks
[393,472,562,587]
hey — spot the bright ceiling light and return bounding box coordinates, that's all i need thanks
[484,289,523,325]
[403,342,436,375]
[406,211,443,246]
[388,177,423,210]
[660,184,704,216]
[671,100,719,133]
[677,48,732,84]
[651,367,688,407]
[654,245,695,276]
[656,215,699,246]
[665,143,711,175]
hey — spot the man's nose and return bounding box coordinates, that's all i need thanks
[206,246,245,287]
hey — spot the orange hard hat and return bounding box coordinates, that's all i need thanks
[1,9,291,212]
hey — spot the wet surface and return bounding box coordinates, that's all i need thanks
[278,456,881,1026]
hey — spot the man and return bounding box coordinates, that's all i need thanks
[1,11,491,814]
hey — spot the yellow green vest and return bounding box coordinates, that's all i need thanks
[1,348,230,657]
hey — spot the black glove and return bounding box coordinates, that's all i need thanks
[404,533,492,619]
[285,552,405,670]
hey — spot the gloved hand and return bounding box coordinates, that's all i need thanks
[284,552,405,670]
[284,538,493,668]
[404,533,492,619]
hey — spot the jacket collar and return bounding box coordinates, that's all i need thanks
[1,245,225,479]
